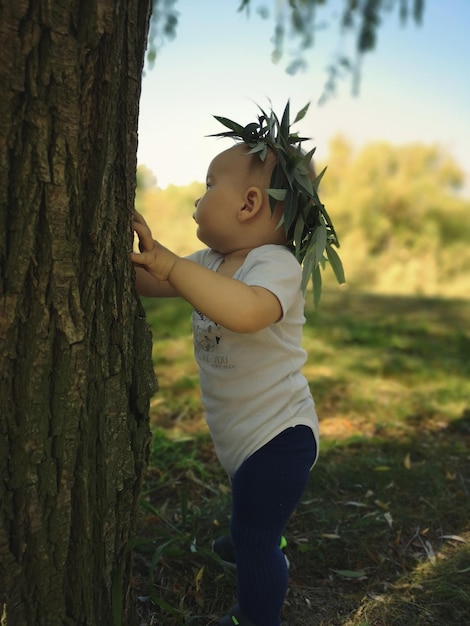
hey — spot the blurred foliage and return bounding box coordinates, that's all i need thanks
[135,172,204,255]
[149,0,425,98]
[137,138,470,298]
[136,164,158,190]
[147,0,179,66]
[317,137,470,296]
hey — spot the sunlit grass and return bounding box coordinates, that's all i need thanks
[134,289,470,625]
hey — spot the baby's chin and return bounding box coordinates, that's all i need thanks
[196,229,218,252]
[196,228,208,247]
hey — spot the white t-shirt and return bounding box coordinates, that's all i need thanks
[187,244,319,476]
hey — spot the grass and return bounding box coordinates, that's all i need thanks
[132,289,470,625]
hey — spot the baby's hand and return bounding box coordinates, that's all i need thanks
[130,211,179,281]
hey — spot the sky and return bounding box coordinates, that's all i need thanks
[137,0,470,192]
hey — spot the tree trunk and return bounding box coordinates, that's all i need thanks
[0,1,156,624]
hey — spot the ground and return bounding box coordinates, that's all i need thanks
[132,292,470,625]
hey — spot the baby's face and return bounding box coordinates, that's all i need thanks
[193,145,253,252]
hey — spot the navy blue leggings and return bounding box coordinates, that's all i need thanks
[230,425,317,626]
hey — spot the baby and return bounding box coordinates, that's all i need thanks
[131,103,341,626]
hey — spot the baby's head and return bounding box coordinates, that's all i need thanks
[207,102,331,260]
[193,143,288,254]
[202,102,344,300]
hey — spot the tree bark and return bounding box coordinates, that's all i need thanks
[0,1,156,624]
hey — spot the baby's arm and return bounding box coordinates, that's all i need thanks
[131,213,281,333]
[133,265,179,298]
[167,259,282,332]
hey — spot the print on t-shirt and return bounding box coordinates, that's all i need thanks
[193,309,235,369]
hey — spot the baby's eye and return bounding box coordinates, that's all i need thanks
[206,182,212,189]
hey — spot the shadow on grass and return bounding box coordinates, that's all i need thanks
[134,416,470,625]
[305,290,470,380]
[134,289,470,625]
[285,412,470,625]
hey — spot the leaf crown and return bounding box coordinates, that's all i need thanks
[209,101,345,305]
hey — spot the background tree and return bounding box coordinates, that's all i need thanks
[262,0,425,97]
[318,137,470,295]
[150,0,425,98]
[0,1,156,624]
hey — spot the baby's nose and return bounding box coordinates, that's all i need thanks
[194,198,200,208]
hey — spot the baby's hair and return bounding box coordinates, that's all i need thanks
[208,101,345,305]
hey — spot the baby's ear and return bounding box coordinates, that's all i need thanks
[239,186,264,221]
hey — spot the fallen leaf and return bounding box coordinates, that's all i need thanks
[186,469,203,486]
[424,540,436,564]
[331,569,368,579]
[195,566,204,592]
[374,499,390,511]
[440,534,468,543]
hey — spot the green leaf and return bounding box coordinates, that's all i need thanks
[300,230,320,289]
[284,188,299,233]
[301,245,315,291]
[247,142,267,160]
[312,263,322,307]
[292,102,310,124]
[326,244,346,284]
[293,168,314,196]
[293,214,305,255]
[304,146,317,163]
[266,188,286,201]
[293,102,310,124]
[212,115,245,135]
[280,100,291,137]
[269,161,284,190]
[319,202,339,242]
[313,165,328,189]
[315,221,328,265]
[267,162,285,213]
